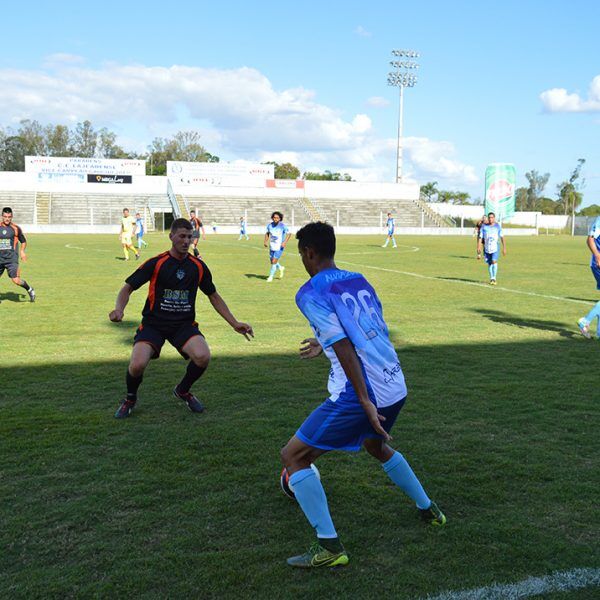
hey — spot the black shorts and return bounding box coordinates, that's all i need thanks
[0,257,19,278]
[133,321,203,359]
[192,231,200,240]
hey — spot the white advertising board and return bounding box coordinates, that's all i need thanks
[25,156,146,183]
[167,161,273,187]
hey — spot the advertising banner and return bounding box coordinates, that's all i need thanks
[26,156,146,182]
[167,161,274,187]
[87,174,133,184]
[484,163,516,221]
[266,179,305,189]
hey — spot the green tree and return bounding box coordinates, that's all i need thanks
[536,197,561,214]
[557,158,585,215]
[147,130,218,175]
[419,181,438,202]
[515,186,528,211]
[45,124,71,156]
[524,170,550,211]
[263,161,300,179]
[303,170,352,181]
[71,120,97,157]
[577,204,600,217]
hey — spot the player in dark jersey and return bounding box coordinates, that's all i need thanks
[189,210,206,258]
[109,218,253,418]
[0,207,35,302]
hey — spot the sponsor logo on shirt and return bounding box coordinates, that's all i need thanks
[383,362,402,384]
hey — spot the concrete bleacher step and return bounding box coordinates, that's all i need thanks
[35,192,51,225]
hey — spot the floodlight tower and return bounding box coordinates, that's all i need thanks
[388,49,419,183]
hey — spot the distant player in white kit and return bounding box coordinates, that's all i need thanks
[263,211,291,282]
[477,212,506,285]
[382,212,397,248]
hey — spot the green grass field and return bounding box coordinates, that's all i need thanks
[1,233,598,599]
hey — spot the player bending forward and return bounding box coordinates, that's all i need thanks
[110,218,253,418]
[281,221,445,568]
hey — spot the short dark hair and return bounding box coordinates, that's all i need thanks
[190,210,195,214]
[296,221,336,258]
[123,207,129,212]
[488,212,495,217]
[171,218,193,233]
[2,207,12,214]
[271,211,283,220]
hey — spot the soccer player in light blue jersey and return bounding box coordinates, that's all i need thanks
[281,221,445,568]
[135,212,148,249]
[263,211,291,282]
[238,216,249,241]
[577,216,600,338]
[477,212,506,285]
[382,212,397,248]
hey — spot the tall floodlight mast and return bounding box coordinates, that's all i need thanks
[388,49,419,183]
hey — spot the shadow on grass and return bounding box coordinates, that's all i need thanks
[0,291,25,302]
[437,276,484,284]
[449,255,476,260]
[244,273,269,280]
[1,339,597,598]
[471,308,578,338]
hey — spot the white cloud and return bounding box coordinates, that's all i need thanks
[366,96,390,108]
[0,60,477,188]
[540,75,600,113]
[354,26,372,38]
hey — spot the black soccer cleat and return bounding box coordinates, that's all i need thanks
[193,248,200,258]
[173,387,205,413]
[28,288,36,302]
[114,398,136,419]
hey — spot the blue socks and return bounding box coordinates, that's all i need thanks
[289,468,337,539]
[382,451,431,510]
[488,263,498,280]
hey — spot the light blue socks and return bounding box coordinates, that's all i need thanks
[382,451,431,510]
[289,468,337,539]
[268,264,277,278]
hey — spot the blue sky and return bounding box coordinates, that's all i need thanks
[1,0,598,204]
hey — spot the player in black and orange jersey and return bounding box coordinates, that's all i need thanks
[189,210,205,257]
[109,218,253,418]
[0,207,35,302]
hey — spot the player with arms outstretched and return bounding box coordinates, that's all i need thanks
[0,207,35,301]
[110,218,253,418]
[477,212,506,284]
[281,221,445,568]
[264,211,291,282]
[120,208,140,261]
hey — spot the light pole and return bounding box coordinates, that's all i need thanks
[388,49,419,183]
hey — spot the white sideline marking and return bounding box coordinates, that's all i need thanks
[337,259,593,306]
[423,567,600,600]
[64,243,111,253]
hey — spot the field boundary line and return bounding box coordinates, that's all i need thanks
[422,567,600,600]
[338,259,593,306]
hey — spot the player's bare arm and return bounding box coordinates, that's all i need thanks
[20,240,27,262]
[282,233,292,248]
[109,283,134,322]
[263,232,269,248]
[501,236,507,255]
[299,337,323,359]
[207,292,254,340]
[587,236,600,267]
[332,338,391,441]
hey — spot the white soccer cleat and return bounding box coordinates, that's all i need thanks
[266,276,273,283]
[278,266,285,279]
[577,318,592,339]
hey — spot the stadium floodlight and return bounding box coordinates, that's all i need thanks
[388,49,420,183]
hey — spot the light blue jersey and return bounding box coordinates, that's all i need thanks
[479,223,502,254]
[136,218,144,236]
[295,268,407,408]
[588,217,600,266]
[266,221,289,251]
[387,217,395,234]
